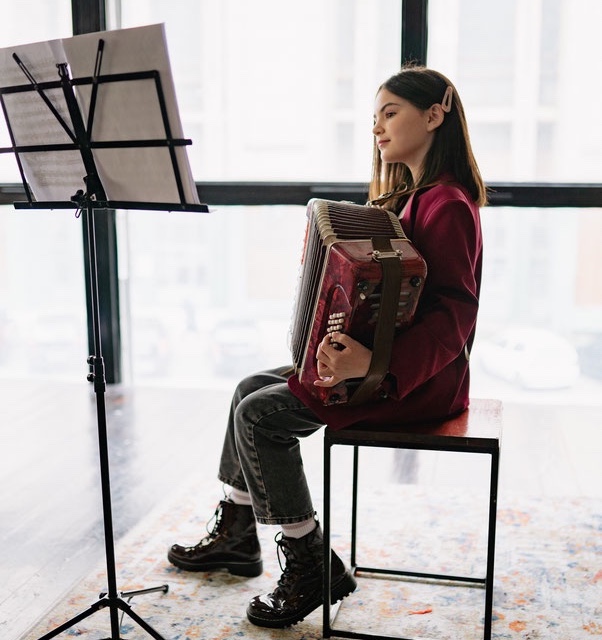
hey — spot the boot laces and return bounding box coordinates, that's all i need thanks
[274,532,308,591]
[186,503,223,550]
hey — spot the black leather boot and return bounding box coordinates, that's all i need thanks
[167,500,263,577]
[246,525,356,628]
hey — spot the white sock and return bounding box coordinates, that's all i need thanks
[229,487,253,506]
[281,517,317,539]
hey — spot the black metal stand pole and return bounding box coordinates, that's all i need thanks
[35,204,169,640]
[85,203,120,638]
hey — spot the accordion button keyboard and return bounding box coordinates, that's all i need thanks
[327,312,346,335]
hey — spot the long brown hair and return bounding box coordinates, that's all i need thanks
[369,65,487,210]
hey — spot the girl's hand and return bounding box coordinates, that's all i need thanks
[314,333,372,388]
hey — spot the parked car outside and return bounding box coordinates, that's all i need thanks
[577,334,602,380]
[475,325,580,389]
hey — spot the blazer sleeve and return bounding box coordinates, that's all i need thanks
[383,189,482,401]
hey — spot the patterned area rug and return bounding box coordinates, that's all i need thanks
[22,478,602,640]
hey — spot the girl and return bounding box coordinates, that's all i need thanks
[167,65,486,629]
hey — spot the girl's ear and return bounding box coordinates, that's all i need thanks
[426,104,445,132]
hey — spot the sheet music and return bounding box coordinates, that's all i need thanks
[0,39,86,200]
[0,24,200,205]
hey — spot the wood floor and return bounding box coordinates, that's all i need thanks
[0,378,233,640]
[0,377,600,640]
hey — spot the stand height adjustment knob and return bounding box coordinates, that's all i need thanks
[87,373,95,382]
[87,355,96,365]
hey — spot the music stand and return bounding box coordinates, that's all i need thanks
[0,32,208,640]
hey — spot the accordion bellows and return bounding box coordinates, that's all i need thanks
[289,198,427,405]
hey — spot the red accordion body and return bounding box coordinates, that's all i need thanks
[289,198,427,405]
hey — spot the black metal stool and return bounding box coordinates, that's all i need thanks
[323,398,502,640]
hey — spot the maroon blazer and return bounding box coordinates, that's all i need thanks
[288,180,483,430]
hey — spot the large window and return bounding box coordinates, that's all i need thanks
[1,1,601,409]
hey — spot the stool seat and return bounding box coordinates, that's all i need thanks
[325,397,502,452]
[323,398,502,640]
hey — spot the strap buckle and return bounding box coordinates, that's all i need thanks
[372,248,402,261]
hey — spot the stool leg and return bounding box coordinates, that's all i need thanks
[484,447,500,640]
[323,438,333,638]
[351,445,359,568]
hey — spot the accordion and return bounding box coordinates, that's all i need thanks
[289,198,427,406]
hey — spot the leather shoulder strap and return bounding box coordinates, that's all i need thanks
[348,236,402,406]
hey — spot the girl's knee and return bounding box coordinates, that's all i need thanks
[234,369,283,400]
[233,373,268,406]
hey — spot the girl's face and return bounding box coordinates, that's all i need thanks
[372,88,439,180]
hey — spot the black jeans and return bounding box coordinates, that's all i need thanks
[217,366,324,525]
